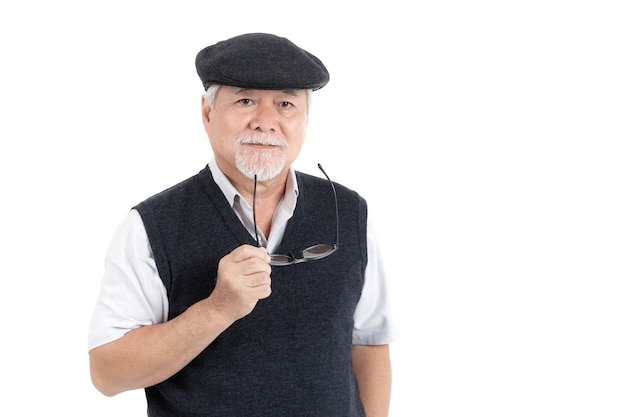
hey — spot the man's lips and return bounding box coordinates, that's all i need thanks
[244,143,283,149]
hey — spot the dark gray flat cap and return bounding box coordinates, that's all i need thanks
[195,33,329,91]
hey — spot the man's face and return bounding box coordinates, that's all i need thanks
[203,86,309,183]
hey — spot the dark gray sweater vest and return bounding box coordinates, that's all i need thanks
[134,165,368,417]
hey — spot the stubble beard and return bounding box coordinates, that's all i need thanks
[235,133,288,182]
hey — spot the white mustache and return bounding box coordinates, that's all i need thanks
[236,134,286,147]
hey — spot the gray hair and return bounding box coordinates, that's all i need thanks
[204,85,313,113]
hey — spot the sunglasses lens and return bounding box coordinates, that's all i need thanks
[270,254,294,265]
[302,244,336,259]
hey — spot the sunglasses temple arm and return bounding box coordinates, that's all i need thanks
[317,163,339,249]
[253,174,260,247]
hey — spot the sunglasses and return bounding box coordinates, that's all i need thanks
[253,164,339,266]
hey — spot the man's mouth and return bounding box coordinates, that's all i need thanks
[237,134,286,148]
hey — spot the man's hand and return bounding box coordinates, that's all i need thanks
[208,245,272,324]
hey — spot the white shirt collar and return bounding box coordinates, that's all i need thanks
[208,156,299,207]
[207,156,299,251]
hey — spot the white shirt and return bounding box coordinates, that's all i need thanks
[88,159,397,350]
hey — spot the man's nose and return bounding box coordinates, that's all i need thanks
[249,104,278,132]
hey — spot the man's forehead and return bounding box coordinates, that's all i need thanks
[230,87,301,97]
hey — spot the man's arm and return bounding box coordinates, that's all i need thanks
[90,297,230,396]
[89,245,271,396]
[352,344,392,417]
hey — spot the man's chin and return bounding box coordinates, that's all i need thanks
[236,163,285,182]
[250,169,284,182]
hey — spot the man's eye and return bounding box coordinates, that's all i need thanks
[238,99,252,105]
[279,101,292,108]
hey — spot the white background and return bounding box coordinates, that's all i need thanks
[1,1,624,416]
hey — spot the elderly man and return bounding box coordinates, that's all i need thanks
[88,33,396,417]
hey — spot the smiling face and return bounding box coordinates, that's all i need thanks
[202,86,309,185]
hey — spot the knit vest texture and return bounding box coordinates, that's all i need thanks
[134,165,369,417]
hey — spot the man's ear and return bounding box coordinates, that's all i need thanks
[201,95,211,123]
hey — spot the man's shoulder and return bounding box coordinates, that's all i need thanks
[295,170,364,202]
[134,166,212,210]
